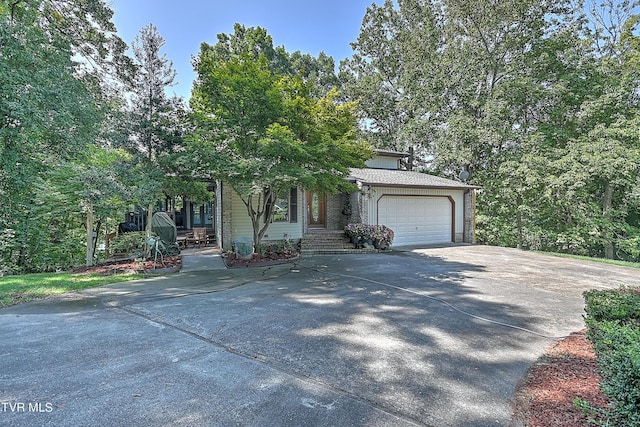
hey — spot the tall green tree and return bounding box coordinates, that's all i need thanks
[190,26,372,249]
[0,2,102,272]
[341,0,571,175]
[128,23,179,160]
[343,0,640,261]
[340,0,420,153]
[471,0,640,259]
[0,0,140,272]
[124,23,208,238]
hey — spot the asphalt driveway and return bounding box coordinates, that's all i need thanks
[2,245,639,426]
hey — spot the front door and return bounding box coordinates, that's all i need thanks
[307,191,326,228]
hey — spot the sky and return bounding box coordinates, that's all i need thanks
[109,0,381,100]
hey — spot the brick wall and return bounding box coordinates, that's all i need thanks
[325,193,352,231]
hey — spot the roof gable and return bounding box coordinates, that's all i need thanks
[365,149,411,170]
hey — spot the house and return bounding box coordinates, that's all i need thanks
[123,181,217,233]
[214,150,479,250]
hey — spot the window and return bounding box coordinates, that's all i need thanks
[265,188,297,223]
[273,193,289,222]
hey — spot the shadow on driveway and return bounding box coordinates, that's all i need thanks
[2,246,638,426]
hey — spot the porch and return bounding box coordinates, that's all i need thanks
[176,228,216,249]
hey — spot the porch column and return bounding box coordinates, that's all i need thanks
[221,183,234,250]
[463,189,476,244]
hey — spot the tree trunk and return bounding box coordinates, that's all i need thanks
[146,203,154,237]
[86,204,95,267]
[146,203,154,256]
[92,219,102,261]
[603,181,614,260]
[516,193,523,249]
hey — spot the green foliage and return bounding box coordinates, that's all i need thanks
[344,224,395,248]
[584,288,640,325]
[0,7,103,274]
[255,239,300,258]
[107,232,147,258]
[344,0,640,261]
[190,25,373,247]
[582,287,640,426]
[0,1,165,273]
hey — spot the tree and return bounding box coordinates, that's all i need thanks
[128,23,178,160]
[0,2,104,272]
[475,0,640,259]
[190,26,372,249]
[339,0,421,154]
[342,0,573,175]
[0,0,149,272]
[343,0,640,261]
[124,24,204,240]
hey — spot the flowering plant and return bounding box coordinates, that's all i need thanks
[344,223,367,239]
[344,223,394,249]
[372,225,394,248]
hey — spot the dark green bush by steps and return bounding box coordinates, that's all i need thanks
[581,287,640,426]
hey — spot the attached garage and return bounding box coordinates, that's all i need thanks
[378,195,453,246]
[348,163,479,246]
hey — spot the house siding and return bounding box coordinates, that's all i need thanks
[229,188,304,246]
[365,157,400,170]
[363,186,467,242]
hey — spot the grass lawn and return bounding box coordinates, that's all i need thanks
[0,272,144,308]
[538,251,640,269]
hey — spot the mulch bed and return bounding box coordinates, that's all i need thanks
[72,256,182,275]
[512,329,609,426]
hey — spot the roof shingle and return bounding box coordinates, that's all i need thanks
[348,168,478,190]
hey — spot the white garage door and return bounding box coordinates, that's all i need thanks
[378,196,452,246]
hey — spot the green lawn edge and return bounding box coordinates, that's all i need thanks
[0,272,145,308]
[535,251,640,269]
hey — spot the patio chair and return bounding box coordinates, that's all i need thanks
[191,227,207,248]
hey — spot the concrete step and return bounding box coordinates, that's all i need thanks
[301,248,379,255]
[302,232,348,240]
[301,232,354,251]
[301,231,380,255]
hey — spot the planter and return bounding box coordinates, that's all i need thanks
[234,237,254,260]
[374,240,389,250]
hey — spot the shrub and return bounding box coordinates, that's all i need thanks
[581,287,640,426]
[584,288,640,325]
[108,232,147,258]
[344,223,394,249]
[256,239,299,258]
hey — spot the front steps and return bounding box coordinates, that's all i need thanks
[300,230,378,255]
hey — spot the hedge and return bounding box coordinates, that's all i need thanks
[581,287,640,426]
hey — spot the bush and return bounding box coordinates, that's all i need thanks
[256,239,299,258]
[344,223,394,249]
[584,288,640,325]
[581,287,640,426]
[108,232,147,258]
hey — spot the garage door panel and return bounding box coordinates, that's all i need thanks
[378,196,452,246]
